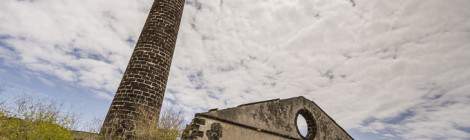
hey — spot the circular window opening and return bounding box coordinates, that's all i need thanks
[296,114,309,137]
[295,109,316,140]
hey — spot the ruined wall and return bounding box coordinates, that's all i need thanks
[182,97,353,140]
[192,116,287,140]
[100,0,185,139]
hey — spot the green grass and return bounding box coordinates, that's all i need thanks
[0,96,184,140]
[0,115,73,140]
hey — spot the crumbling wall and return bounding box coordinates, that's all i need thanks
[182,97,353,140]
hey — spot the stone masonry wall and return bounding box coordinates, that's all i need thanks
[100,0,185,139]
[182,97,353,140]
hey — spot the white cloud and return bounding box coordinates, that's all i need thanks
[0,0,153,92]
[1,0,470,139]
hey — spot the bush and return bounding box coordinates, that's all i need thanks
[105,106,185,140]
[0,95,185,140]
[0,117,73,140]
[0,95,75,140]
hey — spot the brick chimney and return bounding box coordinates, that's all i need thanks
[100,0,185,139]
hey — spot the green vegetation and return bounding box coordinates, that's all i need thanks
[0,117,73,140]
[135,128,180,140]
[0,96,74,140]
[0,95,185,140]
[153,129,180,140]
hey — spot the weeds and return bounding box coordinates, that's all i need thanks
[0,95,75,140]
[0,95,185,140]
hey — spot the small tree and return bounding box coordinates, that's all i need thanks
[132,106,185,140]
[158,107,185,130]
[155,107,185,140]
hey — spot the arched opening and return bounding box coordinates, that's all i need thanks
[296,114,309,137]
[295,109,316,140]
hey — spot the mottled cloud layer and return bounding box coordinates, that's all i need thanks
[1,0,469,139]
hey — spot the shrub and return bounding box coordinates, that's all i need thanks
[0,116,74,140]
[139,107,184,140]
[104,106,185,140]
[0,95,75,140]
[0,95,185,140]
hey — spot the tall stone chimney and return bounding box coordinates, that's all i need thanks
[100,0,185,139]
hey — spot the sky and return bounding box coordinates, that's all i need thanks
[1,0,470,139]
